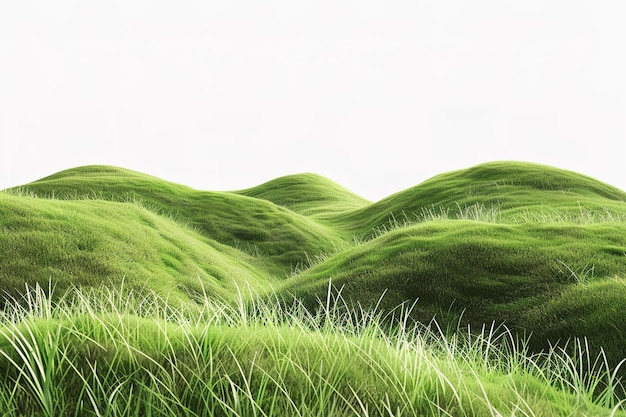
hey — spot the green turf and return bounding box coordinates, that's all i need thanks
[0,285,623,416]
[338,161,626,237]
[2,160,626,414]
[0,191,270,305]
[13,165,346,277]
[235,172,371,217]
[278,220,626,363]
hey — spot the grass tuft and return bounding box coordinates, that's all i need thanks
[0,284,623,416]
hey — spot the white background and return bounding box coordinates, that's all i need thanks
[1,1,625,201]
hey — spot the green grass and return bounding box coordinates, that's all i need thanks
[235,172,371,217]
[337,161,626,237]
[0,191,269,305]
[2,160,626,414]
[0,284,624,416]
[12,166,346,276]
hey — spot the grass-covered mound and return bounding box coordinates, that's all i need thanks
[340,161,626,237]
[14,166,345,276]
[279,220,626,368]
[0,191,268,305]
[282,221,626,316]
[236,172,371,217]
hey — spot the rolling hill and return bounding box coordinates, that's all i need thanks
[4,161,626,309]
[337,161,626,237]
[2,161,626,415]
[12,166,346,277]
[236,172,371,216]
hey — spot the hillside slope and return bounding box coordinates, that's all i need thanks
[339,161,626,237]
[3,161,626,368]
[236,172,370,216]
[0,191,268,305]
[14,165,346,277]
[3,160,626,414]
[279,220,626,361]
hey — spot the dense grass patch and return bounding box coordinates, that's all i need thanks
[282,220,626,315]
[235,172,371,217]
[0,284,624,417]
[11,166,346,276]
[280,220,626,374]
[0,192,269,305]
[338,161,626,237]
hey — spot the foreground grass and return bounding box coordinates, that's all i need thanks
[0,284,624,417]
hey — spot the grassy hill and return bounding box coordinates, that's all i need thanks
[279,220,626,366]
[13,166,346,277]
[235,172,371,216]
[0,191,270,305]
[338,161,626,238]
[2,161,626,415]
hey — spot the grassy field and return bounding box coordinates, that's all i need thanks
[1,161,626,415]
